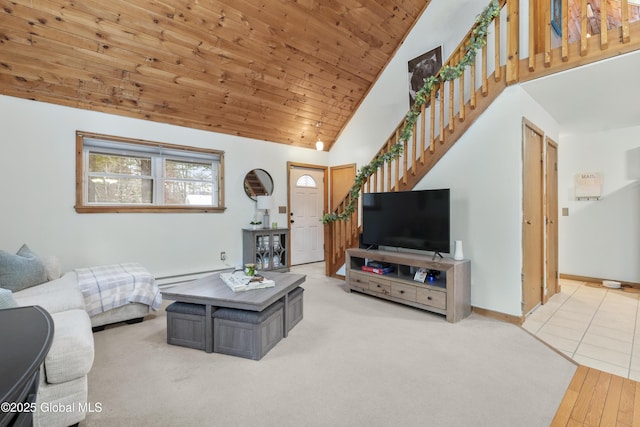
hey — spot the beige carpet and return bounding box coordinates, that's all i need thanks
[83,263,576,427]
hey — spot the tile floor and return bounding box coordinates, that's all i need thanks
[522,278,640,380]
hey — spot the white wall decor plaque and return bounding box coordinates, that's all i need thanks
[574,172,602,200]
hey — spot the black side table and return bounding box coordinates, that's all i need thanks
[0,306,54,427]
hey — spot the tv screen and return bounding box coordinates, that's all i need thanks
[361,189,450,253]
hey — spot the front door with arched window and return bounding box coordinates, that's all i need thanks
[289,165,325,265]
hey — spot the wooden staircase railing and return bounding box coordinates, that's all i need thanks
[325,0,640,277]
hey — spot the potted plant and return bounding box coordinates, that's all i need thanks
[250,220,262,230]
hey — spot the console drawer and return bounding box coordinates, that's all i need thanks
[390,281,417,301]
[349,271,369,290]
[416,287,446,310]
[369,277,391,296]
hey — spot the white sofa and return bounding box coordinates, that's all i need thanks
[1,244,157,427]
[13,272,95,427]
[12,271,151,427]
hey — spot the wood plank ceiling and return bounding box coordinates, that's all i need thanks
[0,0,430,150]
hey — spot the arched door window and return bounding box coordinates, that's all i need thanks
[296,174,317,188]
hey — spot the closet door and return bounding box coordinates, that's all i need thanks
[545,139,559,300]
[522,120,544,315]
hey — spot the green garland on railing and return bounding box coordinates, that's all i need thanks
[322,0,501,224]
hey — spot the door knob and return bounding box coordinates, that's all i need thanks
[290,220,295,223]
[526,220,532,224]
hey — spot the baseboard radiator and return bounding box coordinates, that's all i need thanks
[155,268,231,289]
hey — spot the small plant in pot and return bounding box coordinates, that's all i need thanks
[250,220,262,229]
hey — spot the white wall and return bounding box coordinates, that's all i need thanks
[329,0,535,169]
[0,95,327,277]
[329,0,561,315]
[337,82,559,316]
[415,86,559,316]
[330,0,493,168]
[335,81,561,316]
[558,126,640,283]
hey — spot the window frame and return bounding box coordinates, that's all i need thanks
[75,131,225,214]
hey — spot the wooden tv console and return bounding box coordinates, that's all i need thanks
[345,248,471,323]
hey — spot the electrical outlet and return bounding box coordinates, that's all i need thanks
[220,251,226,261]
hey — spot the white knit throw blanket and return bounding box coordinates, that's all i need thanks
[76,263,162,317]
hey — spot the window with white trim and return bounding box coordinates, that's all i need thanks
[76,132,225,213]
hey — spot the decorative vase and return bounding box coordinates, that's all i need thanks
[453,240,464,261]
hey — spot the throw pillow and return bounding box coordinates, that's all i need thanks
[41,255,62,280]
[0,288,18,309]
[0,244,48,292]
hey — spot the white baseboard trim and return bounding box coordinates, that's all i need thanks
[155,268,231,289]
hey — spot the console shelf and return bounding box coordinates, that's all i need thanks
[242,228,289,272]
[346,248,471,323]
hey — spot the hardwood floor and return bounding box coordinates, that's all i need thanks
[552,365,640,426]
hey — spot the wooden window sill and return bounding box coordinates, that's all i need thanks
[75,205,226,214]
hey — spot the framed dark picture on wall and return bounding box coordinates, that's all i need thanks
[551,0,562,36]
[407,46,442,109]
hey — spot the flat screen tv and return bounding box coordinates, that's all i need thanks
[361,189,450,254]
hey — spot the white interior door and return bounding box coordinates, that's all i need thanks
[289,167,324,265]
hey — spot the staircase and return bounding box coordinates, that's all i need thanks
[325,0,640,277]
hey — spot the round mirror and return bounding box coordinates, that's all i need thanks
[243,169,274,201]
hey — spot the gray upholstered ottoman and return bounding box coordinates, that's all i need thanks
[287,286,304,332]
[166,302,208,350]
[213,301,284,360]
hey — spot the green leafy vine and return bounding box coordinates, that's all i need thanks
[322,0,501,224]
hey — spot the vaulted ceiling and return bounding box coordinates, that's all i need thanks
[0,0,431,150]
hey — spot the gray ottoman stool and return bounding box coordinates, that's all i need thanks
[166,302,207,350]
[213,301,284,360]
[287,287,304,332]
